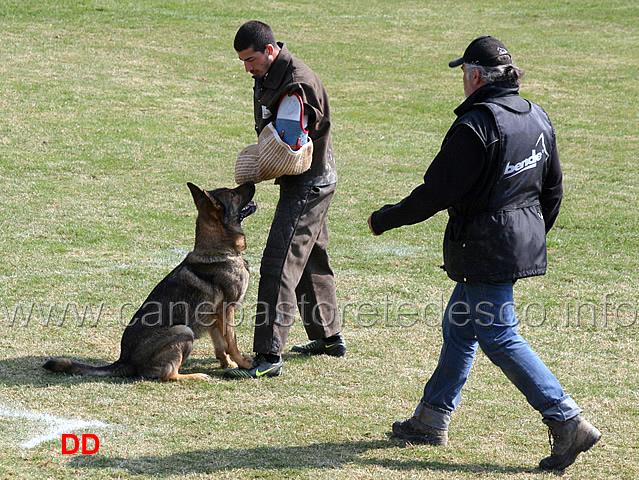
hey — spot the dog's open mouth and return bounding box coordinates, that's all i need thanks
[239,201,258,222]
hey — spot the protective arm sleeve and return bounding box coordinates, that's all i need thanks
[275,92,309,150]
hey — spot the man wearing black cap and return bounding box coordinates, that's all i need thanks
[368,36,601,471]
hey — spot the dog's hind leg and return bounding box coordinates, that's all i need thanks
[143,325,211,381]
[219,304,253,369]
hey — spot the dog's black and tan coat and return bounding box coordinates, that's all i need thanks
[43,182,257,381]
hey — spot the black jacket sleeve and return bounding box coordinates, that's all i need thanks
[370,125,486,235]
[540,140,563,232]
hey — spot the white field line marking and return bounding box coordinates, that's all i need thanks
[0,406,109,448]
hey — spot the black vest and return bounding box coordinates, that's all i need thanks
[443,95,555,283]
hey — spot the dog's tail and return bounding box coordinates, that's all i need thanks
[42,358,135,378]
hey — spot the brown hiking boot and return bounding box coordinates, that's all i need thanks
[392,417,448,446]
[539,415,601,470]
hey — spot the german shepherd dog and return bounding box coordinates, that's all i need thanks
[43,182,257,381]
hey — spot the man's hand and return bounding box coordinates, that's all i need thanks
[367,216,380,236]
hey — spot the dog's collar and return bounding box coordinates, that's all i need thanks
[186,252,244,264]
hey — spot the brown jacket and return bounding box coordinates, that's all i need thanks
[253,43,337,186]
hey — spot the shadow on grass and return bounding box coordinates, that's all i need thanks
[0,355,230,386]
[69,440,534,476]
[0,355,141,386]
[0,353,300,386]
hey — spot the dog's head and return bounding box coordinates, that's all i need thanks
[187,182,257,253]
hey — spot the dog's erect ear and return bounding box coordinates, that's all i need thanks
[187,182,205,205]
[203,190,224,211]
[187,182,223,211]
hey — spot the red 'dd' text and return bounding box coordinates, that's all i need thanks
[61,433,100,454]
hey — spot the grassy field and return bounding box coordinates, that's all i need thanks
[1,0,637,478]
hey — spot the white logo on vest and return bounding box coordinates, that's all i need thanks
[503,133,547,179]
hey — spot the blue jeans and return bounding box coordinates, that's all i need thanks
[414,282,581,430]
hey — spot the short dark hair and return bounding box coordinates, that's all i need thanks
[234,21,276,52]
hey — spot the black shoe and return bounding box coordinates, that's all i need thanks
[539,415,601,471]
[392,417,448,446]
[291,335,347,357]
[222,355,283,380]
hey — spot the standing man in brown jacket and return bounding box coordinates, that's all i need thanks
[224,21,346,379]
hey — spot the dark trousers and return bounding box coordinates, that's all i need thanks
[253,183,341,355]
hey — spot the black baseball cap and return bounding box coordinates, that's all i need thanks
[449,36,512,68]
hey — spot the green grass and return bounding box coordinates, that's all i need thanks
[1,0,638,478]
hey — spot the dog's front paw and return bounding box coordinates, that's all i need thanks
[218,354,237,369]
[239,355,254,369]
